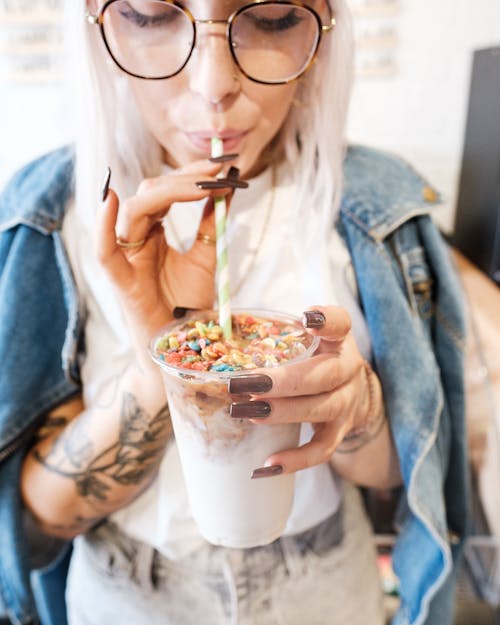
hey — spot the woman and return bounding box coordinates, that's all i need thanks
[0,1,468,624]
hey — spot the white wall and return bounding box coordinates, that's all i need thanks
[0,3,70,188]
[1,83,72,186]
[347,0,500,232]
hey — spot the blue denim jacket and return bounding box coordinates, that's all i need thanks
[0,145,467,625]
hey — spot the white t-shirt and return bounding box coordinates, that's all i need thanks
[62,162,372,560]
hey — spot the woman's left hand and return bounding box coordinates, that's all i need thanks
[228,305,383,474]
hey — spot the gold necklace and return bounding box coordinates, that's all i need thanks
[166,165,277,298]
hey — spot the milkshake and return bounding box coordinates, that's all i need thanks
[150,309,319,548]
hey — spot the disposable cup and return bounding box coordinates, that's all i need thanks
[150,309,319,548]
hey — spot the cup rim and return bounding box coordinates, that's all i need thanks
[149,308,320,381]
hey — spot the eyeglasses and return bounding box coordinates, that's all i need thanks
[86,1,335,84]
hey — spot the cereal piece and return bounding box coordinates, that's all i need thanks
[169,336,180,350]
[260,337,276,350]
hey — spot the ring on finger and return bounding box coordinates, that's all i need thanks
[116,236,147,249]
[196,232,216,246]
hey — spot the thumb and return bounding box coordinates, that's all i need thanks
[302,305,352,341]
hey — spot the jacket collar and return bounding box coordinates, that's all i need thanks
[0,146,74,234]
[341,145,441,242]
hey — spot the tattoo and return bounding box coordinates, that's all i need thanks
[34,394,171,505]
[37,513,106,537]
[34,415,70,443]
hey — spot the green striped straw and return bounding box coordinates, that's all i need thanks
[211,137,232,339]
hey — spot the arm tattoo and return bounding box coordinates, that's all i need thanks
[34,415,70,443]
[35,512,107,537]
[33,394,171,506]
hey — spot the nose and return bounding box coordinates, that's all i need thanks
[188,22,241,106]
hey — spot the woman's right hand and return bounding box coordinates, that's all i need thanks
[96,159,234,342]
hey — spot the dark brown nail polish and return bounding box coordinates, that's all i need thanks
[251,465,284,479]
[227,178,248,188]
[208,153,239,163]
[195,179,249,190]
[172,306,199,319]
[230,401,271,419]
[101,166,111,202]
[228,374,273,395]
[227,166,240,180]
[302,310,326,329]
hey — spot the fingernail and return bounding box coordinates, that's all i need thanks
[101,166,111,202]
[227,166,240,180]
[230,401,271,419]
[208,153,239,163]
[172,306,199,319]
[302,310,326,329]
[251,465,284,479]
[228,374,273,395]
[195,179,249,190]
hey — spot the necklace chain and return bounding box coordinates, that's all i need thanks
[166,166,277,298]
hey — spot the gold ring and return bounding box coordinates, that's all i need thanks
[196,232,216,246]
[116,236,146,249]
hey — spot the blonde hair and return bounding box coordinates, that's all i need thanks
[65,1,354,247]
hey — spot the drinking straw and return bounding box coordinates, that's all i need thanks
[211,137,232,339]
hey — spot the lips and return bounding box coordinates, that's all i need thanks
[185,130,249,154]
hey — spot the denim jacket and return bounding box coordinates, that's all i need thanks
[0,145,468,625]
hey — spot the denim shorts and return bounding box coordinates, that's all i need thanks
[66,482,384,625]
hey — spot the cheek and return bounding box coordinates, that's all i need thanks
[128,80,177,129]
[258,84,297,133]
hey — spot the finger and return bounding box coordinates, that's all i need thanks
[230,382,357,425]
[138,160,224,192]
[95,189,133,282]
[199,196,215,232]
[302,305,351,341]
[262,421,346,474]
[115,174,221,244]
[195,190,233,241]
[228,350,362,398]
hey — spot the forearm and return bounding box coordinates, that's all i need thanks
[330,414,402,489]
[21,361,171,539]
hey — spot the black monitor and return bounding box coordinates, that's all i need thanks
[452,46,500,285]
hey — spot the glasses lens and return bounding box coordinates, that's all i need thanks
[102,1,194,79]
[230,3,321,83]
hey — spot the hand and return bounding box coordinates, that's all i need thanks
[228,306,383,474]
[96,159,235,341]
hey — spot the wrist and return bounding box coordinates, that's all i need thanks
[336,362,386,454]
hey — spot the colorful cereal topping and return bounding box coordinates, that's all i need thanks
[154,314,310,372]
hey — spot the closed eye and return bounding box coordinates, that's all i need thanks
[118,2,180,28]
[244,8,303,32]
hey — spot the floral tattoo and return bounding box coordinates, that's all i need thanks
[34,393,171,505]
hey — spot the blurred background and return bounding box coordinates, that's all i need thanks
[0,1,499,624]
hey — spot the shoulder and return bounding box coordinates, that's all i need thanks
[0,145,74,233]
[341,145,441,241]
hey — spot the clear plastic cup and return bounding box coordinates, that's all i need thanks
[150,309,319,548]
